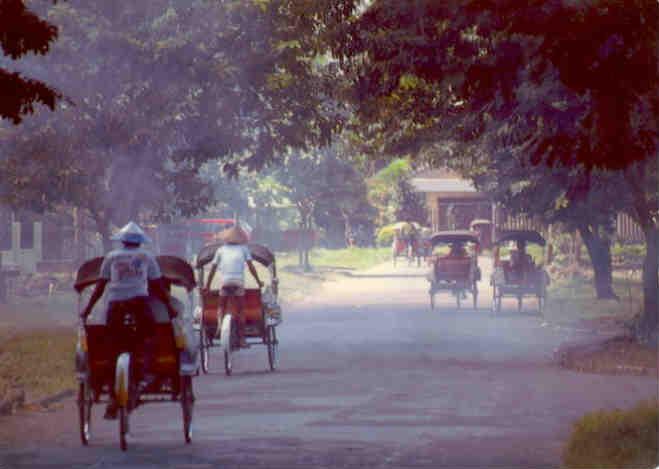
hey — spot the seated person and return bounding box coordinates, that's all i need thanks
[441,242,468,259]
[509,240,534,279]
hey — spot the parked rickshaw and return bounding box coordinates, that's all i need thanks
[418,228,433,263]
[427,230,481,310]
[74,255,198,450]
[490,230,551,314]
[195,242,282,376]
[392,233,409,267]
[391,222,423,267]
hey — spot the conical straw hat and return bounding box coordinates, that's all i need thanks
[221,224,248,244]
[111,221,151,244]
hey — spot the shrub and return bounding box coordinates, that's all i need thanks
[376,225,397,246]
[612,243,646,265]
[563,400,658,469]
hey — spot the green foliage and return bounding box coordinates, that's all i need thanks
[612,243,646,264]
[375,224,397,246]
[368,158,425,226]
[393,177,426,224]
[0,1,61,124]
[563,400,658,469]
[309,247,390,270]
[1,0,350,242]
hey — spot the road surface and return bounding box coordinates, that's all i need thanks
[1,259,656,468]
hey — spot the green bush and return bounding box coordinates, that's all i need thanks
[612,243,646,264]
[376,225,397,246]
[563,400,658,469]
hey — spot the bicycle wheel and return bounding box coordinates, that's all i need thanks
[199,326,209,374]
[180,375,194,443]
[266,326,278,371]
[77,381,92,446]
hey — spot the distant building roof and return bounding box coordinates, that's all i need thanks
[411,176,478,193]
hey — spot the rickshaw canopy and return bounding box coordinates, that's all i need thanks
[74,255,196,293]
[430,230,480,246]
[469,219,492,229]
[195,242,276,269]
[494,230,546,246]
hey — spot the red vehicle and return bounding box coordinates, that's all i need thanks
[155,219,252,258]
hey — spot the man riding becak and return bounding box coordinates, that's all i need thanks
[204,225,263,347]
[81,222,178,420]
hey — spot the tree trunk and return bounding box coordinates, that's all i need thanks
[342,211,353,248]
[578,226,618,300]
[639,227,658,343]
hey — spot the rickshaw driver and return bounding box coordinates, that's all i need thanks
[80,222,179,420]
[204,225,264,347]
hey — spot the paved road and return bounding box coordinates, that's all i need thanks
[1,259,656,468]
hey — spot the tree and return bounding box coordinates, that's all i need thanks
[367,158,426,226]
[0,0,62,124]
[0,0,349,246]
[473,145,624,299]
[329,0,658,339]
[272,144,374,268]
[394,177,426,225]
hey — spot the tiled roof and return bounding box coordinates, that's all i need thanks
[411,177,478,193]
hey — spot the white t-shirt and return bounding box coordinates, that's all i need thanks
[211,244,252,286]
[100,246,161,302]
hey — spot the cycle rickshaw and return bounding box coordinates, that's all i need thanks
[491,230,551,314]
[426,230,481,310]
[74,255,198,450]
[194,242,282,376]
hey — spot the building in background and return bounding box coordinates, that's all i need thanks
[411,168,495,233]
[411,168,643,246]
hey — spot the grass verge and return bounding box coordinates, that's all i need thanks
[543,275,642,325]
[546,274,656,376]
[275,247,391,302]
[0,328,76,403]
[563,400,658,469]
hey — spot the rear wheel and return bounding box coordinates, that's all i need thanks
[267,326,278,371]
[119,407,128,451]
[456,289,462,309]
[538,295,545,315]
[77,381,92,446]
[199,327,210,374]
[429,293,435,310]
[517,296,523,312]
[492,287,502,314]
[180,375,193,443]
[472,284,478,310]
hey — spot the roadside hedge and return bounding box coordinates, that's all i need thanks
[563,400,658,469]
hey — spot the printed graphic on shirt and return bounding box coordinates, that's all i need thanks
[111,254,147,282]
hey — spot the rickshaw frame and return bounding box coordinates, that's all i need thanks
[195,242,281,376]
[73,255,197,450]
[490,230,551,314]
[426,230,481,310]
